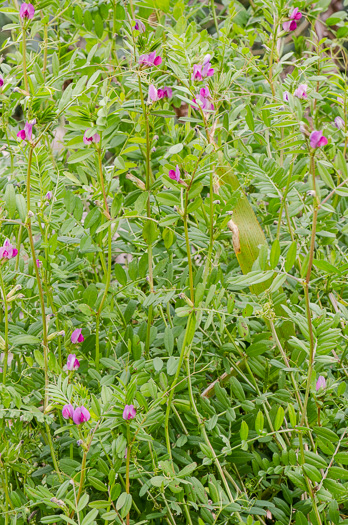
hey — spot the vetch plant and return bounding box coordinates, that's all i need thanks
[1,0,348,524]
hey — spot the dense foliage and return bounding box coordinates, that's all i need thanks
[1,0,348,524]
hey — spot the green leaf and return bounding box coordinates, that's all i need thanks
[143,220,159,245]
[255,411,264,434]
[274,406,284,431]
[270,239,280,269]
[94,13,104,38]
[240,420,249,441]
[285,241,297,272]
[5,184,16,219]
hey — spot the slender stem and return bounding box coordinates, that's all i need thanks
[210,0,219,36]
[22,27,29,93]
[0,269,9,384]
[300,153,318,426]
[185,352,243,524]
[183,211,194,304]
[164,313,194,465]
[75,449,87,507]
[126,424,131,525]
[95,144,112,371]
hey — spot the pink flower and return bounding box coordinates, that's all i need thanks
[62,404,74,419]
[0,239,18,259]
[290,7,302,20]
[134,19,145,33]
[19,2,35,19]
[148,84,159,102]
[83,129,100,145]
[66,353,80,371]
[17,119,36,142]
[310,130,328,148]
[283,7,302,31]
[294,84,308,99]
[71,328,84,344]
[334,116,345,130]
[36,259,41,268]
[192,92,214,113]
[192,56,214,82]
[157,86,173,99]
[316,376,326,391]
[73,406,91,425]
[0,76,3,88]
[46,191,52,200]
[139,51,162,67]
[168,165,181,183]
[123,404,136,420]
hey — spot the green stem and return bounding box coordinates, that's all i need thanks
[0,269,9,384]
[184,352,243,524]
[164,313,195,465]
[95,144,112,372]
[210,0,219,36]
[22,27,29,93]
[126,424,131,525]
[300,153,318,426]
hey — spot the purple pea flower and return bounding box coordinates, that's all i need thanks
[168,165,181,183]
[19,2,35,19]
[294,84,308,99]
[46,191,52,201]
[316,376,326,391]
[334,116,345,130]
[192,56,214,82]
[157,86,173,99]
[36,259,41,268]
[148,84,159,102]
[0,239,18,259]
[139,51,162,67]
[134,19,145,33]
[283,7,302,31]
[0,75,3,88]
[17,119,36,142]
[310,130,328,149]
[123,404,136,420]
[192,89,214,113]
[62,404,74,419]
[83,129,100,145]
[283,91,289,102]
[73,406,91,425]
[66,353,80,371]
[71,328,84,344]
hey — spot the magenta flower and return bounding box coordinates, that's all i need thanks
[158,86,173,99]
[316,376,326,391]
[192,89,214,113]
[192,56,214,82]
[19,2,35,19]
[310,130,328,149]
[83,129,100,145]
[334,116,345,130]
[0,75,3,88]
[148,84,159,102]
[62,404,74,419]
[134,19,145,33]
[17,119,36,142]
[294,84,308,99]
[66,353,80,371]
[71,328,84,344]
[0,239,18,259]
[73,406,91,425]
[123,404,136,420]
[168,165,181,183]
[45,191,52,201]
[283,7,302,31]
[139,51,162,67]
[36,259,41,268]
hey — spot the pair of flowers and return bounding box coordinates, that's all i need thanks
[62,404,136,424]
[193,85,214,113]
[148,85,172,102]
[283,7,302,32]
[0,239,18,260]
[283,83,308,101]
[62,404,90,425]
